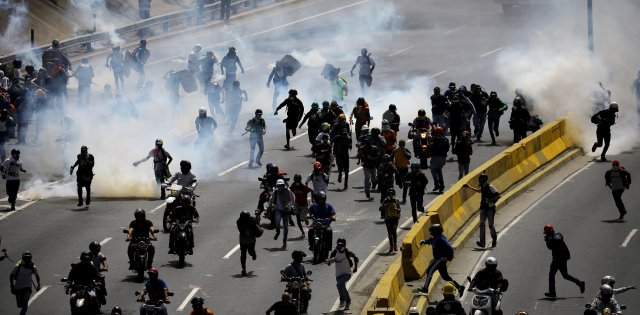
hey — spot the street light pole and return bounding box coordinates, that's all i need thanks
[588,0,594,53]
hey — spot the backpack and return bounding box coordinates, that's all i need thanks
[591,113,600,124]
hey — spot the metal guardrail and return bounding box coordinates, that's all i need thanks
[0,0,265,65]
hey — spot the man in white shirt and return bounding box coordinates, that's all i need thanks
[328,238,359,310]
[10,251,41,315]
[1,149,26,210]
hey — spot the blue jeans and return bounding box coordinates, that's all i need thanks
[154,169,165,197]
[430,156,446,190]
[363,166,377,194]
[479,206,497,246]
[249,136,264,165]
[432,114,449,133]
[274,209,290,243]
[337,273,352,303]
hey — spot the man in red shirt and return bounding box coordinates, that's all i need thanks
[289,174,313,238]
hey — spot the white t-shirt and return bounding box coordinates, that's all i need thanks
[333,250,352,277]
[169,172,197,187]
[305,173,328,194]
[1,157,23,180]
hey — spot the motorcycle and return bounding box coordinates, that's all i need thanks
[162,184,197,232]
[408,123,431,169]
[257,174,291,229]
[136,290,174,315]
[281,270,312,314]
[170,219,196,268]
[584,303,626,315]
[61,278,101,315]
[123,230,158,282]
[309,217,332,264]
[466,276,508,315]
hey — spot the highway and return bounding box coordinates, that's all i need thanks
[0,0,624,314]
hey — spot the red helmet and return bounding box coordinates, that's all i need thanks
[543,224,554,234]
[314,161,322,170]
[612,160,620,166]
[435,127,444,135]
[147,268,159,276]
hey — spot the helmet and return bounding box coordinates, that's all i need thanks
[612,160,620,166]
[543,224,554,234]
[600,284,614,299]
[513,97,523,107]
[291,250,306,261]
[418,109,426,117]
[276,179,286,186]
[80,251,92,262]
[478,173,489,184]
[134,208,146,220]
[316,191,327,203]
[228,46,236,53]
[288,89,298,96]
[147,267,159,276]
[265,163,274,172]
[609,102,619,111]
[314,161,322,170]
[337,238,346,247]
[240,210,251,220]
[361,48,368,55]
[155,139,163,145]
[191,296,205,307]
[387,187,396,195]
[10,149,20,156]
[21,251,32,262]
[322,101,330,108]
[194,44,202,51]
[485,256,497,268]
[601,276,616,286]
[206,51,213,57]
[311,102,319,110]
[410,162,420,169]
[255,109,263,115]
[515,311,529,315]
[448,82,456,90]
[199,107,206,115]
[442,282,457,296]
[356,97,365,106]
[81,145,88,151]
[434,127,444,135]
[371,127,380,135]
[89,241,101,253]
[321,122,331,131]
[434,87,441,93]
[52,39,60,47]
[271,165,279,174]
[330,101,339,108]
[338,113,346,121]
[111,307,123,315]
[389,104,397,110]
[429,224,443,236]
[490,91,497,97]
[361,125,370,134]
[293,174,302,182]
[180,160,192,171]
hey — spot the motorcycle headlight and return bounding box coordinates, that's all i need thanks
[291,282,300,289]
[76,298,85,307]
[137,242,148,251]
[473,296,489,307]
[145,304,155,311]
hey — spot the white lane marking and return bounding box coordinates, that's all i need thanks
[388,46,413,57]
[330,197,441,312]
[218,161,249,176]
[149,202,167,214]
[0,200,38,221]
[445,25,468,34]
[621,229,638,247]
[348,166,363,175]
[151,0,372,66]
[176,287,200,312]
[28,285,50,306]
[479,47,504,58]
[429,70,447,78]
[244,66,255,71]
[465,161,593,297]
[223,244,241,259]
[99,237,113,246]
[291,131,308,141]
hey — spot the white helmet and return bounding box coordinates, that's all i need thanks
[601,275,616,286]
[194,44,202,51]
[276,179,285,186]
[199,107,207,115]
[485,256,497,268]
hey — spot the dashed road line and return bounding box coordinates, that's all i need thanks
[445,25,468,34]
[621,229,638,247]
[176,287,200,312]
[429,70,447,78]
[479,47,503,58]
[218,161,250,176]
[28,285,50,306]
[348,166,363,175]
[149,202,167,214]
[99,237,113,246]
[388,46,413,57]
[223,244,241,259]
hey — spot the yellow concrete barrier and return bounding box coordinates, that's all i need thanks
[363,256,412,315]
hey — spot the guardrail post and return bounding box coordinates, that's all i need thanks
[163,21,169,33]
[30,29,35,48]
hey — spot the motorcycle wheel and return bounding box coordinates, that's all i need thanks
[313,239,321,264]
[178,253,186,268]
[137,268,145,283]
[162,206,172,233]
[420,155,429,169]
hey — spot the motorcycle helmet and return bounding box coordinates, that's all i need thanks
[322,100,330,109]
[111,307,123,315]
[356,97,365,106]
[314,161,322,170]
[361,125,370,134]
[288,89,298,96]
[271,165,279,174]
[543,224,554,234]
[361,48,368,55]
[293,174,302,182]
[134,208,146,220]
[485,256,497,269]
[291,250,306,261]
[600,284,614,300]
[337,238,346,247]
[316,191,327,203]
[139,39,147,47]
[490,91,497,97]
[276,179,286,187]
[338,113,346,121]
[434,127,444,135]
[389,104,397,111]
[513,96,523,107]
[429,224,443,236]
[478,172,489,185]
[434,87,441,94]
[387,187,396,196]
[321,122,331,132]
[417,109,426,117]
[265,163,273,173]
[448,82,456,90]
[147,267,159,277]
[612,160,620,166]
[371,127,380,136]
[80,251,92,262]
[442,281,457,296]
[601,275,616,286]
[21,251,33,263]
[194,44,202,51]
[180,160,192,172]
[191,296,205,307]
[255,109,263,115]
[155,139,163,146]
[89,241,101,254]
[240,210,251,219]
[609,102,619,112]
[410,162,420,170]
[199,107,207,116]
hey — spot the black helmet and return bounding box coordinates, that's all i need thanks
[240,210,251,219]
[111,307,122,315]
[134,208,146,220]
[513,96,523,107]
[52,39,60,48]
[139,39,147,47]
[337,238,346,247]
[371,127,380,135]
[89,241,101,253]
[429,224,443,236]
[600,284,613,299]
[255,109,263,115]
[490,91,497,97]
[271,165,279,174]
[293,174,302,182]
[228,46,236,53]
[434,87,441,93]
[180,160,192,171]
[418,109,426,117]
[479,172,489,184]
[356,97,365,106]
[388,187,396,195]
[388,104,397,110]
[316,191,327,203]
[291,250,306,261]
[191,296,205,307]
[448,82,456,88]
[21,251,33,262]
[80,251,93,262]
[288,89,298,96]
[265,163,273,172]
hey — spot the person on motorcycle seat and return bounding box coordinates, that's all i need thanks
[468,256,506,312]
[168,195,200,255]
[190,296,214,315]
[263,163,285,189]
[66,251,101,308]
[89,241,108,305]
[138,268,169,315]
[127,208,157,270]
[587,285,622,315]
[436,282,466,315]
[306,161,329,200]
[281,250,311,311]
[167,160,198,189]
[412,109,433,156]
[307,191,336,251]
[599,276,636,297]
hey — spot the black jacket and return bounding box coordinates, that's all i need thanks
[545,232,571,260]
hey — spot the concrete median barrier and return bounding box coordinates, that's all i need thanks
[362,256,412,315]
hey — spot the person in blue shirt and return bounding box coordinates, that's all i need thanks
[414,224,464,296]
[137,268,169,315]
[307,191,336,251]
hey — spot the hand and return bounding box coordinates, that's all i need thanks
[69,167,74,176]
[350,71,353,77]
[133,161,140,167]
[274,111,278,116]
[352,267,357,273]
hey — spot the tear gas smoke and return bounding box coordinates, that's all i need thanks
[0,0,29,56]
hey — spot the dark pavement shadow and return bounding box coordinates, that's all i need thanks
[351,186,365,189]
[264,247,287,252]
[68,206,90,211]
[601,219,624,223]
[471,247,494,252]
[232,271,257,278]
[164,260,194,269]
[354,198,373,202]
[538,296,583,301]
[377,251,396,257]
[373,221,386,225]
[288,234,305,241]
[120,275,145,283]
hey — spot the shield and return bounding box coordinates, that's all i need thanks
[176,69,198,93]
[280,54,301,77]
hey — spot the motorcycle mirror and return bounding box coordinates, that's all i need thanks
[122,229,128,234]
[135,291,141,295]
[306,270,312,276]
[408,123,413,126]
[168,292,174,297]
[621,306,627,310]
[60,278,68,282]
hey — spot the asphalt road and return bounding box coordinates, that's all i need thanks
[0,0,550,314]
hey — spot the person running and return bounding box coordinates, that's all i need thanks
[542,224,585,298]
[305,161,329,201]
[299,102,322,147]
[463,172,500,248]
[604,160,631,221]
[591,102,619,161]
[392,140,411,203]
[289,174,313,237]
[380,188,401,252]
[275,89,304,150]
[403,162,428,223]
[271,179,295,249]
[133,139,173,199]
[1,149,26,210]
[70,145,94,206]
[245,109,266,168]
[486,91,508,145]
[350,48,375,96]
[327,238,359,310]
[415,224,464,295]
[454,131,473,179]
[430,127,449,193]
[237,211,260,277]
[10,251,41,315]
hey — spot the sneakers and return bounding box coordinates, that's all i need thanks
[241,270,247,277]
[600,156,608,162]
[78,202,83,206]
[495,130,499,137]
[248,163,253,168]
[251,253,257,260]
[579,281,586,293]
[591,142,598,152]
[256,161,262,166]
[491,240,497,248]
[365,193,371,199]
[284,144,290,150]
[476,241,485,248]
[274,230,280,240]
[544,292,557,298]
[344,302,350,310]
[339,302,346,309]
[393,244,398,252]
[619,211,627,221]
[282,242,287,250]
[458,285,465,298]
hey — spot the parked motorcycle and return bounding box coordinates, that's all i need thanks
[123,230,157,282]
[281,270,312,314]
[61,278,101,315]
[136,290,174,315]
[309,217,332,264]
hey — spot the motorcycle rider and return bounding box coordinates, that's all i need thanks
[415,224,464,295]
[272,179,295,249]
[509,97,531,144]
[411,109,433,157]
[382,104,401,132]
[307,191,336,252]
[195,108,217,145]
[133,139,173,199]
[350,48,375,96]
[70,145,95,206]
[436,282,465,315]
[168,160,198,189]
[349,97,371,140]
[468,257,506,313]
[586,285,622,315]
[137,268,169,315]
[380,188,401,252]
[246,109,266,168]
[66,251,101,312]
[591,102,619,161]
[299,102,322,146]
[281,250,311,311]
[190,296,214,315]
[381,120,397,154]
[327,238,359,310]
[430,127,449,193]
[403,162,428,223]
[463,172,500,248]
[543,224,585,297]
[168,195,200,255]
[10,251,41,315]
[290,174,313,235]
[89,241,108,305]
[599,276,636,297]
[275,89,304,150]
[127,209,157,270]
